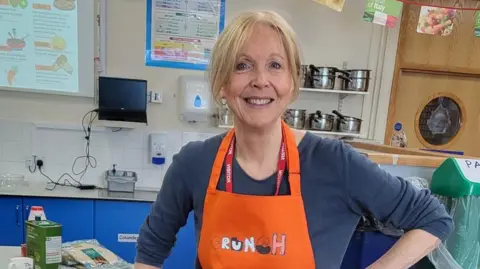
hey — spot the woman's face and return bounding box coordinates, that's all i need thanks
[220,23,294,129]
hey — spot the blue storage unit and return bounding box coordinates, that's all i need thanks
[23,197,95,242]
[0,194,198,268]
[94,200,153,263]
[340,232,362,269]
[94,200,197,267]
[162,212,197,269]
[360,232,399,268]
[341,231,400,269]
[0,196,24,246]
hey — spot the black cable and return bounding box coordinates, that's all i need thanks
[28,155,37,173]
[43,109,99,191]
[42,167,80,191]
[73,109,98,182]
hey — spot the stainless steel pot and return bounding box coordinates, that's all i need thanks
[309,65,333,89]
[312,75,335,89]
[332,110,362,134]
[309,65,349,76]
[307,110,334,131]
[284,109,306,129]
[338,75,370,92]
[300,65,311,88]
[344,69,371,78]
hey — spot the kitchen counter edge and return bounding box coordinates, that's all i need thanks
[0,184,158,202]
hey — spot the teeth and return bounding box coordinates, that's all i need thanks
[246,98,272,105]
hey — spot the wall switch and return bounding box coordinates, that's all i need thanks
[149,90,163,104]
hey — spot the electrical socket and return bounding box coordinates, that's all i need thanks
[26,155,46,172]
[36,156,46,171]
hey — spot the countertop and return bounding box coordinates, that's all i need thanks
[0,183,158,202]
[0,246,21,267]
[347,141,471,168]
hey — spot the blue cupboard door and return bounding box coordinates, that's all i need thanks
[23,197,95,242]
[94,200,152,263]
[162,211,197,269]
[0,196,24,246]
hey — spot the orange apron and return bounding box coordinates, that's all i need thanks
[198,121,316,269]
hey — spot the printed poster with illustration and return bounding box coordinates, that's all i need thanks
[0,0,78,91]
[417,6,456,36]
[145,0,226,71]
[363,0,403,28]
[311,0,345,12]
[475,12,480,37]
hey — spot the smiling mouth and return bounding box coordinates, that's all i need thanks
[243,97,274,106]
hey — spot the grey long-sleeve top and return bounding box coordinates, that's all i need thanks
[136,132,453,268]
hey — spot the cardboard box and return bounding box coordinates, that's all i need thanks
[26,220,62,269]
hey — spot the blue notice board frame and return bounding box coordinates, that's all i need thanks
[145,0,226,70]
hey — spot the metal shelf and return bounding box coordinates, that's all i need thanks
[299,88,369,95]
[217,125,362,138]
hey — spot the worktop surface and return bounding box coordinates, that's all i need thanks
[0,246,20,267]
[0,183,158,202]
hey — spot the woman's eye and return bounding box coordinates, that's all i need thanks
[270,61,282,69]
[235,62,250,71]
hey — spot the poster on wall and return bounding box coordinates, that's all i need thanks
[145,0,226,70]
[363,0,403,28]
[416,6,456,36]
[475,12,480,37]
[311,0,345,12]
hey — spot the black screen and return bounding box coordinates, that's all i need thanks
[98,76,147,123]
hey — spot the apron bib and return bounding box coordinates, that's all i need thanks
[197,121,316,269]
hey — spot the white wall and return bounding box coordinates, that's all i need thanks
[0,0,399,189]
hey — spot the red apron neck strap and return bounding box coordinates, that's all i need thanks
[207,122,302,196]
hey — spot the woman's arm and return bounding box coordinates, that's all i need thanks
[135,144,195,267]
[338,143,453,266]
[367,229,440,269]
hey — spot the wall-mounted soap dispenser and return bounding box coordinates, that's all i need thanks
[149,133,166,165]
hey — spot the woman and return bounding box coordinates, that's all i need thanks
[135,11,453,269]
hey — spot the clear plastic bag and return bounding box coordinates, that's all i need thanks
[428,243,462,269]
[404,176,430,190]
[62,239,133,269]
[428,195,480,269]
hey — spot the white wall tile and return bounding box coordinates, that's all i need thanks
[1,141,28,162]
[0,120,24,142]
[0,121,202,188]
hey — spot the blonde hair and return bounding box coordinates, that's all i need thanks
[208,11,302,103]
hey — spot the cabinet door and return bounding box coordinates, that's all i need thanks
[94,200,152,263]
[162,211,196,269]
[94,200,197,267]
[23,197,94,242]
[0,196,24,246]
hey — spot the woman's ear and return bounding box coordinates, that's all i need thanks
[219,86,226,99]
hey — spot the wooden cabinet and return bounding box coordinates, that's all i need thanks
[386,4,480,156]
[397,5,480,71]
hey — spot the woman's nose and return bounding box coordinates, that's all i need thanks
[251,69,269,89]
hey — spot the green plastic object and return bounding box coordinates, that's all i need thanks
[431,157,480,198]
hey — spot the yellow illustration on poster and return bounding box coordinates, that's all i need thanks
[145,0,226,70]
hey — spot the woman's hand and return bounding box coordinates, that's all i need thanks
[366,229,441,269]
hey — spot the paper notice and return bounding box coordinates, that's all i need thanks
[311,0,345,12]
[363,0,403,28]
[417,6,456,36]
